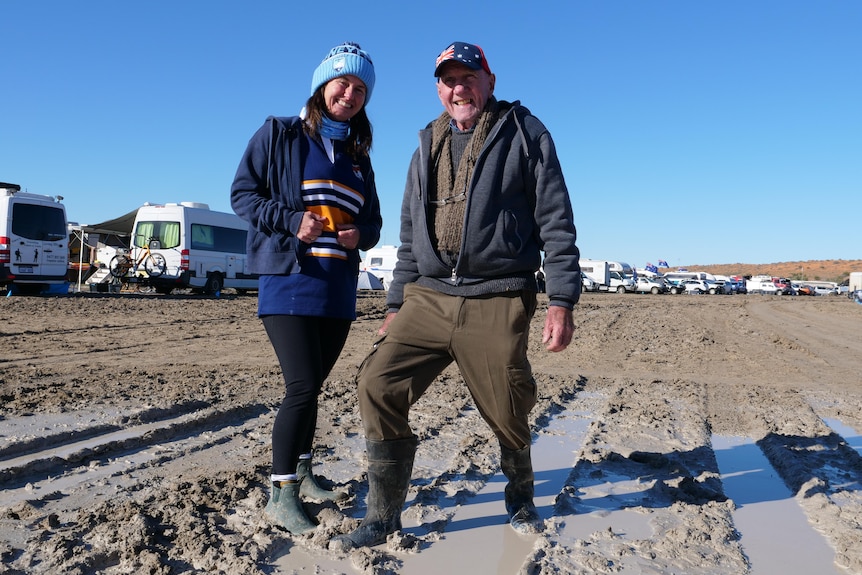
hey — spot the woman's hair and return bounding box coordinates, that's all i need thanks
[304,89,373,160]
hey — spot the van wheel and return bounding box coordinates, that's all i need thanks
[651,287,660,295]
[204,274,223,295]
[616,285,626,294]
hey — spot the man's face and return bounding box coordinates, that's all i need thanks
[436,62,495,131]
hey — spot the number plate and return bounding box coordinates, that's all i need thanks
[17,265,34,273]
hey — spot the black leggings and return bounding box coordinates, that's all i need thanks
[261,315,351,475]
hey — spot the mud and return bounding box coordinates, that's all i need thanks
[1,290,861,574]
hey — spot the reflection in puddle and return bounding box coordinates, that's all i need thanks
[822,417,862,457]
[712,435,842,575]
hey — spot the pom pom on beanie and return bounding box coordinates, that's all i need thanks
[311,42,375,104]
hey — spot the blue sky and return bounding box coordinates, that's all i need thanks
[3,1,860,269]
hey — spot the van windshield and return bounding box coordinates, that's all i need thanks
[134,221,181,249]
[12,204,66,241]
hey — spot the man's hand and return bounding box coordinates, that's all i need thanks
[378,312,397,336]
[542,305,574,352]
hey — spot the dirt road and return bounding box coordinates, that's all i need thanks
[1,291,861,574]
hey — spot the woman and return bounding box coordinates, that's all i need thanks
[230,42,381,534]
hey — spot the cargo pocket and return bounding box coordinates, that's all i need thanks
[355,332,387,385]
[506,360,537,417]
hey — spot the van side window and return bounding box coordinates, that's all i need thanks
[191,224,247,254]
[12,204,66,241]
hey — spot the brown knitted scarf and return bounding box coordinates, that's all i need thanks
[428,99,499,254]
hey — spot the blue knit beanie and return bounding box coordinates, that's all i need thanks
[311,42,375,105]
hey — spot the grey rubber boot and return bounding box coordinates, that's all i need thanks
[329,436,418,551]
[297,458,348,502]
[264,480,317,534]
[501,444,543,534]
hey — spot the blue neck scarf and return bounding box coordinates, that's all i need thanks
[320,116,349,141]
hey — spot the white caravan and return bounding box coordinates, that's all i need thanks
[360,245,398,289]
[130,202,257,295]
[0,183,69,294]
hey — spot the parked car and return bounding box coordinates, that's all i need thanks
[813,285,838,296]
[665,279,686,295]
[722,278,746,294]
[582,275,598,292]
[796,285,816,296]
[635,276,667,294]
[682,279,711,294]
[774,277,794,295]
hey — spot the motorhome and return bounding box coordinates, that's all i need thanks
[0,183,69,294]
[360,245,398,289]
[579,259,636,293]
[607,260,635,279]
[129,202,257,295]
[849,272,862,293]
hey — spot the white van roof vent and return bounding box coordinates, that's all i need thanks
[180,202,210,209]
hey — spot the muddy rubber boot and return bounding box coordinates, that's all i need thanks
[501,444,543,534]
[264,480,317,535]
[297,458,348,502]
[329,436,417,551]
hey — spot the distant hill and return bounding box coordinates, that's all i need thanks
[664,260,862,284]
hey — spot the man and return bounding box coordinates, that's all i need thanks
[332,41,580,550]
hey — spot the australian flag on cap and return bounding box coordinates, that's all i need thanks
[434,42,492,76]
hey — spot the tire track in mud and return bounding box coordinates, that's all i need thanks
[745,298,861,370]
[508,378,860,574]
[0,401,271,507]
[527,379,749,574]
[0,315,255,367]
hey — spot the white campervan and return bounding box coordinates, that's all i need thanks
[130,202,257,295]
[1,183,69,294]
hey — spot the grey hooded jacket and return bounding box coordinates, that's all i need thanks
[387,100,581,310]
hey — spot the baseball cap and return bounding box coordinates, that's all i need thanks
[434,42,492,77]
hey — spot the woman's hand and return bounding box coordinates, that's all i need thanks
[336,224,360,250]
[297,212,328,244]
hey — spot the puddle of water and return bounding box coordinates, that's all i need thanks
[401,400,598,574]
[822,417,862,456]
[556,468,655,543]
[712,435,842,575]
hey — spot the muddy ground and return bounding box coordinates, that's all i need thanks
[1,289,861,574]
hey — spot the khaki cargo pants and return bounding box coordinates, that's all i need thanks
[357,283,538,450]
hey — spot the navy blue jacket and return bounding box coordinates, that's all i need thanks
[230,116,382,274]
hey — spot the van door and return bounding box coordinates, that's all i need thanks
[10,201,68,282]
[226,254,238,279]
